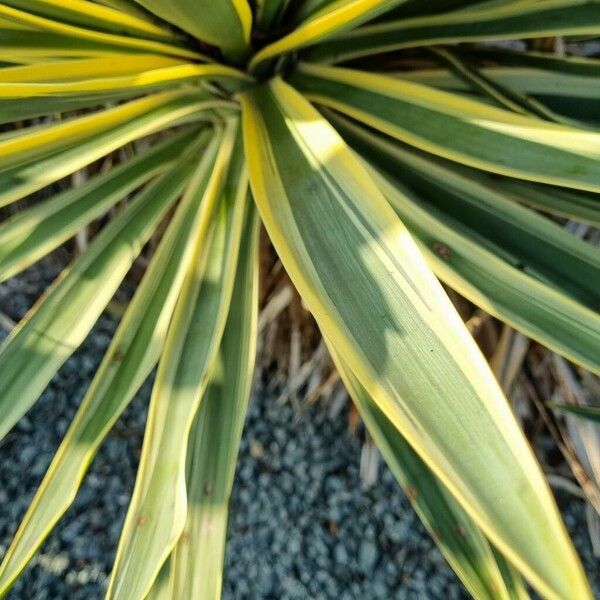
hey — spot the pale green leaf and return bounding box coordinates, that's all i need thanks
[0,130,221,596]
[106,119,248,600]
[0,142,203,443]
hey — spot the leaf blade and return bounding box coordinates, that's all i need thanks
[290,62,600,193]
[328,342,528,600]
[240,78,591,600]
[106,119,249,600]
[0,141,203,442]
[0,130,221,596]
[168,202,259,599]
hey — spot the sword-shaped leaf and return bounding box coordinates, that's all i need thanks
[167,203,258,599]
[290,62,600,192]
[328,342,529,600]
[308,0,600,63]
[0,129,221,596]
[0,0,177,41]
[134,0,252,60]
[249,0,408,72]
[0,4,199,59]
[0,91,230,207]
[240,77,591,600]
[106,119,248,600]
[0,140,204,442]
[0,128,201,283]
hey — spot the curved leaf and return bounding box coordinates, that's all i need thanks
[0,91,230,207]
[0,0,176,40]
[330,112,600,309]
[134,0,252,59]
[249,0,407,72]
[168,203,258,600]
[0,63,251,98]
[0,4,201,59]
[0,129,201,282]
[329,342,529,600]
[308,0,600,63]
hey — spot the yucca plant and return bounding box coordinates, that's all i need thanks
[0,0,599,598]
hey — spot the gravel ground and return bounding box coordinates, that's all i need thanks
[0,257,599,599]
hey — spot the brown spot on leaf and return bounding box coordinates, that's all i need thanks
[433,243,451,260]
[404,485,417,502]
[112,350,125,362]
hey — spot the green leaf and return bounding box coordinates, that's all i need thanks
[493,179,600,228]
[549,403,600,424]
[308,0,600,63]
[0,5,200,59]
[328,114,600,374]
[328,342,529,600]
[0,142,203,443]
[106,119,248,600]
[290,62,600,193]
[0,29,195,61]
[370,161,600,375]
[0,62,251,98]
[330,112,600,309]
[0,0,177,41]
[249,0,408,72]
[134,0,252,59]
[0,90,207,172]
[240,77,591,600]
[0,91,230,207]
[255,0,293,29]
[0,128,201,283]
[381,0,486,20]
[0,130,221,597]
[167,202,259,599]
[403,49,600,127]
